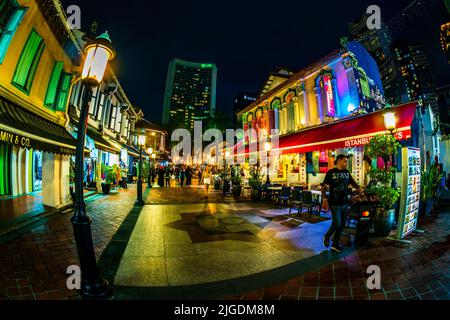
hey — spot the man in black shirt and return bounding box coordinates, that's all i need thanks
[321,154,361,253]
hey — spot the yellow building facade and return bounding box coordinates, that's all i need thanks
[0,0,80,209]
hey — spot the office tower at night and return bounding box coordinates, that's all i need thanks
[348,13,405,105]
[441,22,450,63]
[162,58,217,130]
[391,39,438,115]
[233,92,257,128]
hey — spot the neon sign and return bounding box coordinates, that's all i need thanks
[323,75,335,117]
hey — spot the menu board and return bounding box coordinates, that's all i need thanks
[397,147,421,239]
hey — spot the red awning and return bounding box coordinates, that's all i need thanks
[234,102,417,156]
[275,102,416,155]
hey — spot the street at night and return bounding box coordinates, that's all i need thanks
[0,0,449,316]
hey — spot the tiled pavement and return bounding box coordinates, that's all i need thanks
[0,186,448,300]
[225,207,450,301]
[0,185,144,300]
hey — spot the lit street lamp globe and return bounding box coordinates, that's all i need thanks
[81,32,116,86]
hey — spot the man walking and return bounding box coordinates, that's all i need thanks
[322,154,361,253]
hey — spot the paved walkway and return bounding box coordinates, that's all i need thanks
[0,186,448,300]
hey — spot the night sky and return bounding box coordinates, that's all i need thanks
[61,0,450,123]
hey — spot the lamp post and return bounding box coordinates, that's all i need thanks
[136,130,146,205]
[147,147,153,189]
[264,141,271,185]
[71,32,115,300]
[383,106,398,188]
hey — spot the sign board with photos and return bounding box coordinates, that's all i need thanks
[397,147,421,239]
[351,146,364,186]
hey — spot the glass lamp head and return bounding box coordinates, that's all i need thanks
[81,32,116,86]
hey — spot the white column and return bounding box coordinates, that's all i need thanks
[17,147,26,195]
[59,155,71,206]
[42,152,61,208]
[25,149,32,194]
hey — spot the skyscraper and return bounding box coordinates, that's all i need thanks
[440,22,450,64]
[348,13,405,105]
[391,39,438,115]
[162,58,217,131]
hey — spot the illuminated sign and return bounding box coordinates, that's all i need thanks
[397,147,421,239]
[323,75,335,117]
[200,64,213,68]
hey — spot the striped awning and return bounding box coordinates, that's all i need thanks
[86,127,121,155]
[0,96,78,155]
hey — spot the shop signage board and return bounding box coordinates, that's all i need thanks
[397,147,421,240]
[0,128,75,155]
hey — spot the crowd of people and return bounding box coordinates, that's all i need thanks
[147,164,246,190]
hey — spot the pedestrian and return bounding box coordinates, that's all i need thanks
[165,167,171,188]
[321,154,361,253]
[186,166,192,186]
[202,166,212,198]
[198,167,203,186]
[158,167,164,187]
[180,167,186,187]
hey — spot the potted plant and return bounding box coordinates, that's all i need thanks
[420,163,443,217]
[231,175,242,196]
[101,166,116,195]
[217,169,229,194]
[364,134,401,237]
[248,165,263,201]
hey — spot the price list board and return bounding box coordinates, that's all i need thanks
[397,147,421,239]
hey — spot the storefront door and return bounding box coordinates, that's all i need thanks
[33,150,43,192]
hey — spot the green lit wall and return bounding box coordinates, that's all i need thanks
[0,143,11,196]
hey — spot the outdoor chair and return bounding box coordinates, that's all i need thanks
[300,190,321,217]
[289,188,302,215]
[277,186,291,208]
[260,183,271,201]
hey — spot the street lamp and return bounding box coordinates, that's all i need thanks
[71,31,115,300]
[383,106,398,188]
[136,130,146,205]
[383,107,397,134]
[147,147,153,189]
[264,141,271,185]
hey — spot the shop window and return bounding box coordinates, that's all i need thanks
[11,29,45,94]
[33,150,42,192]
[44,61,71,111]
[0,1,25,63]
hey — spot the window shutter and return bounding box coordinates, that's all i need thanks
[0,8,26,63]
[12,29,45,92]
[55,73,72,111]
[44,61,63,107]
